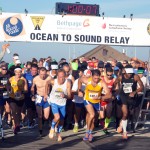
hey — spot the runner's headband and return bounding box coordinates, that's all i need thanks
[51,65,58,70]
[125,68,134,74]
[14,68,22,71]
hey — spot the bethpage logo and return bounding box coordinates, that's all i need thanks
[3,17,23,36]
[57,20,82,28]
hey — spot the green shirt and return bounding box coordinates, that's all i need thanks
[71,62,78,71]
[8,62,24,69]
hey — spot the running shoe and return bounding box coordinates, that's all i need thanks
[49,128,55,139]
[88,134,94,142]
[84,124,87,129]
[83,132,89,141]
[122,132,128,140]
[57,133,62,142]
[13,126,20,135]
[73,125,78,133]
[117,126,123,133]
[16,126,20,132]
[39,130,43,138]
[28,123,35,129]
[103,129,110,135]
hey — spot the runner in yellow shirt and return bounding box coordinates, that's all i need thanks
[78,69,112,142]
[9,67,28,134]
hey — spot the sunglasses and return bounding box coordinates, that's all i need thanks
[107,74,112,76]
[2,68,7,70]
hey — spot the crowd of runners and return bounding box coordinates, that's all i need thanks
[0,44,149,142]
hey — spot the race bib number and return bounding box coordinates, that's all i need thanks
[89,93,98,99]
[15,92,22,99]
[1,80,7,85]
[3,91,9,99]
[28,80,32,84]
[123,86,132,93]
[35,95,42,104]
[55,91,63,98]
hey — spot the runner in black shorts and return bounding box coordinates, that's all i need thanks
[24,64,38,128]
[0,64,11,126]
[114,65,143,139]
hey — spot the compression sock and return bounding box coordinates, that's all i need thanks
[51,120,57,129]
[89,130,93,134]
[57,125,63,133]
[122,120,127,133]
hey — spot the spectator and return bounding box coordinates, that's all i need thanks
[8,53,24,69]
[43,56,51,71]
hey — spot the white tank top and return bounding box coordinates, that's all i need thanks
[67,74,72,80]
[49,79,68,106]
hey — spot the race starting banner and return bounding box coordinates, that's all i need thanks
[0,12,150,46]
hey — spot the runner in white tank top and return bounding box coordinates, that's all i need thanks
[49,79,68,106]
[45,69,71,142]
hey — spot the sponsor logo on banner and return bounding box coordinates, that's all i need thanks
[1,15,25,39]
[56,18,90,30]
[83,19,90,27]
[102,23,106,29]
[147,23,150,35]
[108,24,132,31]
[31,16,45,30]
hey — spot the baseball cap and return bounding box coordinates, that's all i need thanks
[59,62,69,69]
[116,62,123,69]
[84,69,92,77]
[114,66,119,71]
[13,56,19,60]
[98,61,104,68]
[88,62,94,68]
[51,61,58,70]
[138,67,145,74]
[105,63,112,68]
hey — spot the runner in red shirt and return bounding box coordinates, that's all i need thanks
[100,67,116,134]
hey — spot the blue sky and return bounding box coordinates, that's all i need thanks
[0,0,150,63]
